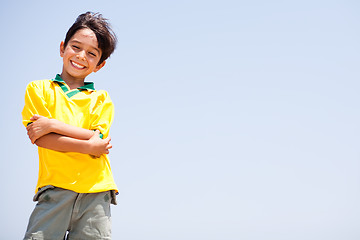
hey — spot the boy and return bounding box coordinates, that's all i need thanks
[22,12,118,240]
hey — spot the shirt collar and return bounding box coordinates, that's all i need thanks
[53,74,95,91]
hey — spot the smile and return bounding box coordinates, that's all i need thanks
[71,61,86,69]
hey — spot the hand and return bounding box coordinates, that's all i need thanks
[26,115,53,144]
[88,130,112,157]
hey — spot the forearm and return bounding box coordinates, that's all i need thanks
[49,118,94,140]
[34,133,91,154]
[34,131,111,157]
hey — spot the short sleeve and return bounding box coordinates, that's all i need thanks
[89,91,114,138]
[22,81,52,127]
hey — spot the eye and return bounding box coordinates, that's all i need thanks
[72,45,80,50]
[89,52,97,57]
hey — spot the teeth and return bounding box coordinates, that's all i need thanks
[71,61,85,69]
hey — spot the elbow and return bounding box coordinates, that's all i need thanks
[33,140,42,148]
[33,139,45,148]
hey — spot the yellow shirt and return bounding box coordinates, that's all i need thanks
[22,74,118,194]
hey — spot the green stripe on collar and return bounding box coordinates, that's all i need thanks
[66,89,83,98]
[52,74,95,91]
[79,82,95,91]
[56,81,69,93]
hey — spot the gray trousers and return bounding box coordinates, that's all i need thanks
[24,186,116,240]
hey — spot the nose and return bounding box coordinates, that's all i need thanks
[76,50,86,61]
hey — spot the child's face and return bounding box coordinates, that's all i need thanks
[60,28,105,80]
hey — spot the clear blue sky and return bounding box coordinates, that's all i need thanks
[1,1,360,239]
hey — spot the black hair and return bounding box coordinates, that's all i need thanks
[64,12,117,65]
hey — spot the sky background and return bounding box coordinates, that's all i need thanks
[1,0,360,239]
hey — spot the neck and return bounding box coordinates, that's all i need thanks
[60,72,85,90]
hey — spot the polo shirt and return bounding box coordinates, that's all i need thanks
[22,74,118,194]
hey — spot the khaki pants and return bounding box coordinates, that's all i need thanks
[24,186,116,240]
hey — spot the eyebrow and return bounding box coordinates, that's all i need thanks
[70,40,101,54]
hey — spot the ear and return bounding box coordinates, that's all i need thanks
[60,41,65,57]
[94,60,106,73]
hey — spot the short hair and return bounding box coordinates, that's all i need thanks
[64,12,117,65]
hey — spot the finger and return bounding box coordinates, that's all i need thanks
[26,124,33,131]
[29,131,40,144]
[30,115,40,121]
[106,143,112,150]
[27,127,34,137]
[30,135,35,144]
[104,136,111,143]
[90,130,100,138]
[32,135,40,144]
[29,133,37,144]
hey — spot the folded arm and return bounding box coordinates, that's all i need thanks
[34,131,112,157]
[26,115,112,157]
[26,114,95,143]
